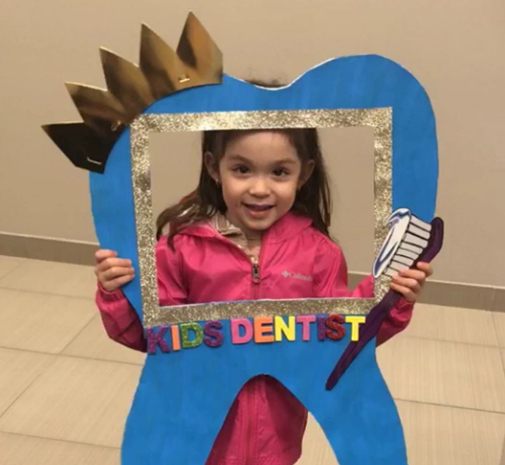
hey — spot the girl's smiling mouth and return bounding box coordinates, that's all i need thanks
[242,203,275,220]
[243,203,274,212]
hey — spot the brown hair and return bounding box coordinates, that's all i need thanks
[156,127,332,239]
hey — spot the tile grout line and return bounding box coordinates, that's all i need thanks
[0,261,24,283]
[2,283,505,350]
[0,355,59,422]
[2,255,505,311]
[384,333,504,351]
[0,429,120,451]
[0,345,500,412]
[393,396,505,416]
[1,275,505,313]
[491,314,505,377]
[0,345,144,367]
[386,335,505,414]
[0,335,500,369]
[0,337,499,368]
[1,396,503,448]
[1,396,502,450]
[489,287,497,312]
[58,313,100,354]
[0,284,96,302]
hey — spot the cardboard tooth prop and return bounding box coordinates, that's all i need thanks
[44,13,443,465]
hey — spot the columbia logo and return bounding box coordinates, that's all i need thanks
[281,270,313,282]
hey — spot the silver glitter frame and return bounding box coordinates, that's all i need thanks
[130,109,392,328]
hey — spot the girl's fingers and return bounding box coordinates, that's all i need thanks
[389,262,433,302]
[100,266,135,282]
[96,257,133,273]
[392,275,421,294]
[101,273,135,292]
[390,281,416,302]
[416,261,433,276]
[94,249,135,291]
[95,249,117,263]
[398,268,426,284]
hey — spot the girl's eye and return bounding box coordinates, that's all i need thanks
[232,165,250,174]
[273,167,289,177]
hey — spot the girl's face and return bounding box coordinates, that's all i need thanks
[206,131,313,241]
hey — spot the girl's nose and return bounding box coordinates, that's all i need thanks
[249,177,271,196]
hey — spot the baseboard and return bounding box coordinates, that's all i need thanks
[0,232,97,266]
[1,232,504,312]
[348,273,505,313]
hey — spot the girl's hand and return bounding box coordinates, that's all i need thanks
[389,262,433,303]
[95,249,135,292]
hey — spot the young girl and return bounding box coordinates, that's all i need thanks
[95,128,432,465]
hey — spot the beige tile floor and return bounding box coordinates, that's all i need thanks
[0,255,504,465]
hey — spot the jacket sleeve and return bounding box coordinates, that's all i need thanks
[95,285,146,352]
[95,236,188,352]
[313,237,414,345]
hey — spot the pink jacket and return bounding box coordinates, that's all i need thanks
[96,212,413,465]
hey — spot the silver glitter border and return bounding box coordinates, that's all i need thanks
[130,109,392,327]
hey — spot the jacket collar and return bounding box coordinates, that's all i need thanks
[210,213,243,237]
[178,211,313,244]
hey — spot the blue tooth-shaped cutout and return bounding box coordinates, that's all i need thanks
[90,54,438,465]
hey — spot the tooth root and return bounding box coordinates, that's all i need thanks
[140,24,187,98]
[100,48,155,121]
[176,12,223,86]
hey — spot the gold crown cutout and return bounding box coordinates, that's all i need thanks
[43,13,223,173]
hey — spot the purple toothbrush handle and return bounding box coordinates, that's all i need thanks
[325,217,444,390]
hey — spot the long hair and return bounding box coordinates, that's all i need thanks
[156,127,332,239]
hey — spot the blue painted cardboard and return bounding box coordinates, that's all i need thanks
[90,55,438,465]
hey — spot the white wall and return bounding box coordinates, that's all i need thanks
[1,0,504,286]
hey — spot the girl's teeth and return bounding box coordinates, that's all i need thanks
[248,205,270,211]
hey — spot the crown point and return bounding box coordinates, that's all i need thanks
[45,15,223,173]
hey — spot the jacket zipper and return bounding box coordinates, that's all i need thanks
[212,235,262,299]
[247,251,262,463]
[209,231,265,463]
[252,234,267,299]
[251,261,260,282]
[251,256,260,299]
